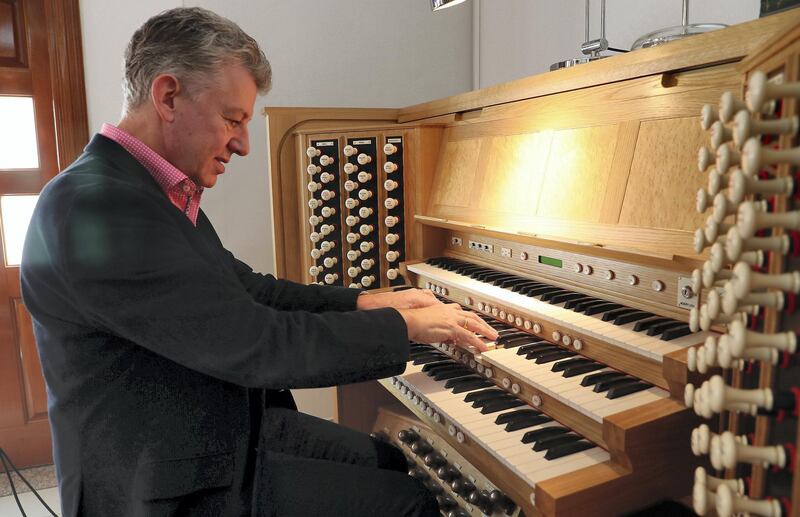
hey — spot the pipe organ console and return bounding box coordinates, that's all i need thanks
[265,10,800,517]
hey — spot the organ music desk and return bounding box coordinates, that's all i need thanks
[265,10,800,516]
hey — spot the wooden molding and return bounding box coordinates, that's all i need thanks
[43,0,88,172]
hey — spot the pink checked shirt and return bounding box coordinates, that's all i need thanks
[100,123,203,225]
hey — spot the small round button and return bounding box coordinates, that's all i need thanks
[491,307,499,317]
[531,395,542,407]
[447,424,456,436]
[499,310,506,319]
[583,265,593,275]
[515,316,523,326]
[507,313,514,323]
[476,364,484,374]
[573,339,583,351]
[532,323,542,334]
[477,302,485,311]
[552,330,562,342]
[652,280,665,292]
[465,297,473,306]
[628,275,639,286]
[511,383,521,394]
[524,320,532,330]
[501,378,511,389]
[456,432,465,444]
[561,335,572,346]
[520,252,529,261]
[484,368,493,378]
[573,263,583,273]
[605,270,615,281]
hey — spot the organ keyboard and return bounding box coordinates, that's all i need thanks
[265,9,800,516]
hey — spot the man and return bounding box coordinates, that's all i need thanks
[20,7,496,517]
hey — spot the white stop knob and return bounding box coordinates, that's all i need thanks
[384,198,399,209]
[346,250,360,261]
[384,161,398,173]
[383,143,397,155]
[321,206,336,217]
[319,172,334,183]
[347,267,361,278]
[309,266,321,277]
[319,155,334,166]
[343,144,357,157]
[358,189,373,200]
[308,215,321,226]
[343,162,358,174]
[384,179,398,191]
[310,249,322,260]
[361,275,376,287]
[358,207,373,218]
[344,180,358,192]
[307,182,321,193]
[385,216,399,227]
[323,257,337,268]
[320,241,334,252]
[386,250,400,262]
[345,198,359,209]
[306,146,320,158]
[361,258,375,270]
[359,241,374,253]
[307,164,321,175]
[324,273,339,285]
[356,153,372,165]
[346,233,360,244]
[320,190,335,201]
[387,268,399,280]
[345,215,359,227]
[357,171,372,183]
[386,233,399,245]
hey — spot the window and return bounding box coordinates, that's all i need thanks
[1,194,38,266]
[0,96,39,169]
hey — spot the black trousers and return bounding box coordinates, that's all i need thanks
[253,407,439,517]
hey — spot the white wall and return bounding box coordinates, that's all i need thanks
[79,0,473,418]
[477,0,762,89]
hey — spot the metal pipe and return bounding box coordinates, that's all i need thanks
[600,0,606,41]
[585,0,590,43]
[682,0,689,27]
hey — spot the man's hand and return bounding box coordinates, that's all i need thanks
[356,288,440,311]
[397,303,499,352]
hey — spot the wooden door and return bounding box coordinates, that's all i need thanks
[0,0,87,468]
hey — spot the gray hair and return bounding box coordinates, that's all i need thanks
[122,7,271,113]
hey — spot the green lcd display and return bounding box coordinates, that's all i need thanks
[538,255,563,268]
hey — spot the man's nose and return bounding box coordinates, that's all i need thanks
[230,127,250,156]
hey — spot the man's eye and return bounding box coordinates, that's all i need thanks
[226,118,240,128]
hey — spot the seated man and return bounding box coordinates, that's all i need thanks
[20,6,496,517]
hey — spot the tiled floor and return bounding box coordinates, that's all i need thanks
[0,487,61,516]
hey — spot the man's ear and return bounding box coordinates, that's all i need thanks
[150,74,181,122]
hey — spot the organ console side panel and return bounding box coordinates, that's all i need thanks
[263,9,800,516]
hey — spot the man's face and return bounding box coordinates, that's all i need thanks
[165,63,257,188]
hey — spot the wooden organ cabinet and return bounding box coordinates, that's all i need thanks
[264,10,800,517]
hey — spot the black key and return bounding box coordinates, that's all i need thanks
[563,362,606,378]
[422,360,457,372]
[613,310,654,326]
[510,281,543,292]
[646,320,686,336]
[497,277,525,289]
[495,408,541,425]
[533,350,576,364]
[516,342,553,355]
[497,332,532,345]
[573,299,608,312]
[473,394,513,409]
[607,381,653,399]
[521,426,569,444]
[564,296,598,310]
[480,398,525,414]
[549,292,586,305]
[594,377,639,393]
[490,275,520,286]
[502,337,541,349]
[601,307,637,322]
[540,289,571,302]
[464,388,505,403]
[450,377,493,394]
[444,374,485,390]
[551,357,594,373]
[522,286,561,297]
[661,324,692,341]
[532,433,583,452]
[583,302,623,316]
[581,371,627,387]
[413,353,448,365]
[545,440,595,460]
[432,368,473,381]
[505,413,551,432]
[632,317,672,332]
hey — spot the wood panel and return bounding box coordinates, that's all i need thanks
[397,9,800,123]
[0,0,26,67]
[13,299,47,420]
[537,125,618,223]
[619,116,708,231]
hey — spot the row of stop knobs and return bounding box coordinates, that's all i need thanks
[397,428,515,516]
[689,71,800,517]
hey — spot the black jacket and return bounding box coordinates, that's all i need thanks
[20,135,409,516]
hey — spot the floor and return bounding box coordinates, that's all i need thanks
[0,464,60,517]
[0,486,60,516]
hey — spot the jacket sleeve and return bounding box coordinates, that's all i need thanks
[53,183,409,389]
